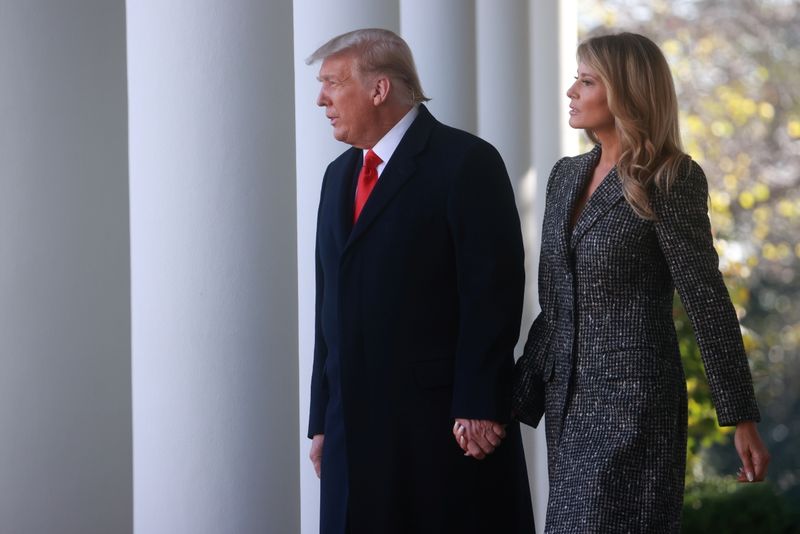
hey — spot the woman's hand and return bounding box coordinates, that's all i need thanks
[452,419,506,460]
[734,420,770,482]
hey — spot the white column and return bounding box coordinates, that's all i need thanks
[400,0,477,133]
[527,1,579,531]
[127,2,299,533]
[293,4,400,533]
[0,2,132,533]
[476,0,533,351]
[532,0,580,171]
[475,1,548,528]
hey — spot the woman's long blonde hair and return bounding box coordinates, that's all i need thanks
[578,32,688,220]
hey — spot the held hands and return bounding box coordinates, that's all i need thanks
[312,418,507,476]
[734,421,770,483]
[452,418,506,460]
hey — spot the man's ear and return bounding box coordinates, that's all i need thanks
[372,76,391,106]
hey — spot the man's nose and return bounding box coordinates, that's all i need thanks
[316,88,328,107]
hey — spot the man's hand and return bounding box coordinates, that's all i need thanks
[310,434,324,478]
[734,421,770,482]
[452,418,506,460]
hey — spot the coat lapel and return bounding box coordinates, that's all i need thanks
[569,165,624,250]
[344,105,435,253]
[330,148,361,251]
[555,145,599,264]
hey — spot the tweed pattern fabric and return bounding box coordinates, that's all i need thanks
[513,145,761,533]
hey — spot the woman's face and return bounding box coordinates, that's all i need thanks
[566,62,615,133]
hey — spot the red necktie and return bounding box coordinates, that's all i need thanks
[353,149,382,222]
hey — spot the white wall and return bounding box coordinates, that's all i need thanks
[0,2,132,533]
[128,1,299,532]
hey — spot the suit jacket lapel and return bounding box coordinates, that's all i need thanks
[569,165,624,249]
[345,105,436,252]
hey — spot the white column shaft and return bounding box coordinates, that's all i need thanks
[0,2,132,533]
[400,0,477,133]
[128,2,299,532]
[476,0,534,346]
[475,2,548,528]
[528,1,579,531]
[477,0,531,180]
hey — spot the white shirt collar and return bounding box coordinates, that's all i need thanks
[364,105,419,177]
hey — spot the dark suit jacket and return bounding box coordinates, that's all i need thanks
[513,145,760,532]
[309,105,534,534]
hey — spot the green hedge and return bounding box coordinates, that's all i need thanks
[682,478,800,533]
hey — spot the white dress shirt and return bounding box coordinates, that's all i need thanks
[364,105,419,177]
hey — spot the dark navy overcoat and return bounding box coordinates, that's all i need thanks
[309,106,534,534]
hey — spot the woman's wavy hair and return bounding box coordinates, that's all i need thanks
[578,32,689,220]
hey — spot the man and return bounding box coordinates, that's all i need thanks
[307,28,534,534]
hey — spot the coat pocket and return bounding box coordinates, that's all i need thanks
[412,358,454,390]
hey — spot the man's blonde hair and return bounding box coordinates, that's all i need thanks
[307,28,430,106]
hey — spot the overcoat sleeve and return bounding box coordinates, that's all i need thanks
[447,142,525,423]
[512,157,567,427]
[652,159,761,426]
[308,168,331,438]
[522,156,566,355]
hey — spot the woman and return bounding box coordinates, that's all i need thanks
[512,32,770,532]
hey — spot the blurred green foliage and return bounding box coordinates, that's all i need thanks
[683,478,800,533]
[579,0,800,528]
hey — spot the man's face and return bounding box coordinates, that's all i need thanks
[316,53,377,148]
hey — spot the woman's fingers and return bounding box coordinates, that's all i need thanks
[734,421,771,482]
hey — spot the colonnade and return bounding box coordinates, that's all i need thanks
[0,1,575,532]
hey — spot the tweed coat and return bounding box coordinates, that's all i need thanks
[310,105,534,534]
[513,145,761,533]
